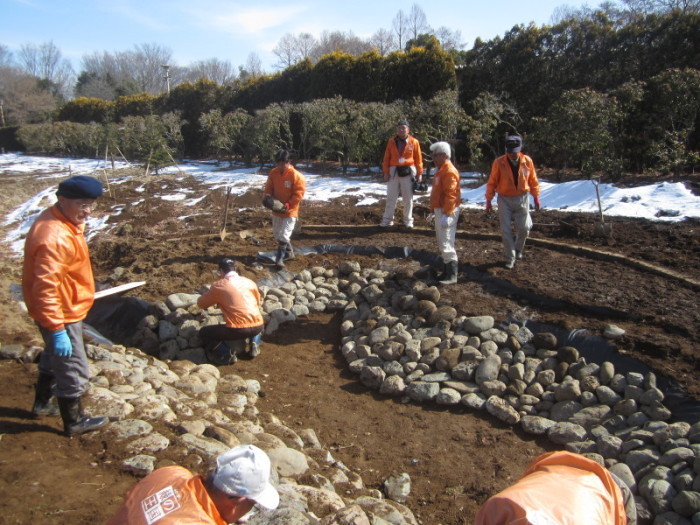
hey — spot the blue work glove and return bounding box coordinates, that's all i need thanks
[51,329,72,357]
[440,214,451,228]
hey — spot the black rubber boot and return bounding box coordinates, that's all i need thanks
[32,373,59,418]
[284,242,295,261]
[57,397,108,437]
[274,243,286,269]
[438,261,458,285]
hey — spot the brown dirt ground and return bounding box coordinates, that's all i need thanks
[0,166,698,524]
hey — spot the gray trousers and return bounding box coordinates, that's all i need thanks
[38,321,90,399]
[497,193,532,264]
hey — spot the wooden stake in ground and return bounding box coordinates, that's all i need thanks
[220,186,232,241]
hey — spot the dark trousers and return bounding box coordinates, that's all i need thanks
[38,321,90,399]
[199,324,263,347]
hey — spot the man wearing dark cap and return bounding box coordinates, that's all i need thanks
[485,135,541,269]
[380,120,423,228]
[23,175,108,436]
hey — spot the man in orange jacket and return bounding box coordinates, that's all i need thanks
[263,149,306,269]
[22,175,108,436]
[380,120,423,228]
[197,258,264,364]
[107,444,280,524]
[485,135,540,269]
[474,451,635,525]
[429,141,461,285]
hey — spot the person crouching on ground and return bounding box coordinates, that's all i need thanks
[107,444,280,524]
[380,119,424,228]
[429,141,461,285]
[263,149,306,269]
[197,258,264,364]
[23,175,108,436]
[485,134,541,269]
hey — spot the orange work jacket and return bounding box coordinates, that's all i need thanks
[474,451,628,525]
[263,165,306,218]
[429,160,461,216]
[197,272,263,329]
[22,205,95,332]
[106,466,227,525]
[383,135,423,176]
[485,153,540,201]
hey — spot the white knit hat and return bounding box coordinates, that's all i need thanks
[212,445,279,509]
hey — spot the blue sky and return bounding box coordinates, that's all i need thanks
[2,0,592,72]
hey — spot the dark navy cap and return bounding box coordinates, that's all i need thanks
[56,176,104,199]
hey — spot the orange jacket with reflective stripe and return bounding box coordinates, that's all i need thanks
[429,160,461,216]
[106,466,227,525]
[263,165,306,218]
[22,205,95,332]
[197,272,263,329]
[383,135,423,176]
[485,153,540,201]
[474,451,627,525]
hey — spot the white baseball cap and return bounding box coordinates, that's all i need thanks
[212,445,279,510]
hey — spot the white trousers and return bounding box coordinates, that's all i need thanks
[272,216,297,244]
[382,166,416,226]
[497,193,532,263]
[434,208,459,263]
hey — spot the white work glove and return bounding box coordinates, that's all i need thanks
[440,214,452,228]
[426,213,435,225]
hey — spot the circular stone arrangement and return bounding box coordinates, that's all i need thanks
[130,260,700,523]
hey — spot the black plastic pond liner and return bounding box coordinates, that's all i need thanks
[83,244,699,423]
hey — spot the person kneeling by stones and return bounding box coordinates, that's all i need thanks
[107,444,280,524]
[23,175,108,436]
[475,451,636,525]
[262,149,306,269]
[197,258,264,364]
[429,141,461,285]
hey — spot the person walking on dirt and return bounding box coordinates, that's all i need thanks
[107,444,280,524]
[429,141,461,285]
[474,451,635,525]
[22,175,108,436]
[263,149,306,269]
[197,258,264,364]
[380,120,424,229]
[485,135,540,269]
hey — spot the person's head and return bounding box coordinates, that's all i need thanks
[275,149,290,169]
[207,445,279,523]
[396,120,410,139]
[505,135,522,161]
[217,258,238,275]
[430,141,451,168]
[55,175,104,226]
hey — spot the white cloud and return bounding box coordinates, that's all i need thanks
[191,4,309,35]
[97,0,172,31]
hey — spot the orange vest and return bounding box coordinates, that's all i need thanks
[485,153,540,201]
[429,160,461,215]
[383,135,423,176]
[263,165,306,218]
[474,451,627,525]
[107,466,227,525]
[22,205,95,331]
[197,273,263,329]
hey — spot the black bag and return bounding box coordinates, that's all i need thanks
[396,165,412,177]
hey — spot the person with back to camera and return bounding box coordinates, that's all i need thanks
[429,141,461,285]
[107,444,280,524]
[474,450,636,525]
[23,175,109,436]
[485,134,541,269]
[380,119,424,229]
[262,149,306,269]
[197,258,264,365]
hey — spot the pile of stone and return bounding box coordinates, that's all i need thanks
[80,342,419,524]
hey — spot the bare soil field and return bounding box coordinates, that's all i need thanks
[0,165,698,524]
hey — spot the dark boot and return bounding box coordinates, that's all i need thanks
[57,397,108,437]
[274,243,286,269]
[32,373,59,418]
[284,242,295,261]
[205,341,237,366]
[438,261,458,285]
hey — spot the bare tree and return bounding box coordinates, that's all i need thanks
[312,31,372,60]
[0,44,13,67]
[369,28,397,55]
[239,52,264,81]
[620,0,700,13]
[297,33,317,61]
[392,10,409,50]
[185,58,236,85]
[130,43,173,94]
[273,33,300,69]
[434,27,465,51]
[406,4,431,41]
[0,66,57,125]
[17,41,74,98]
